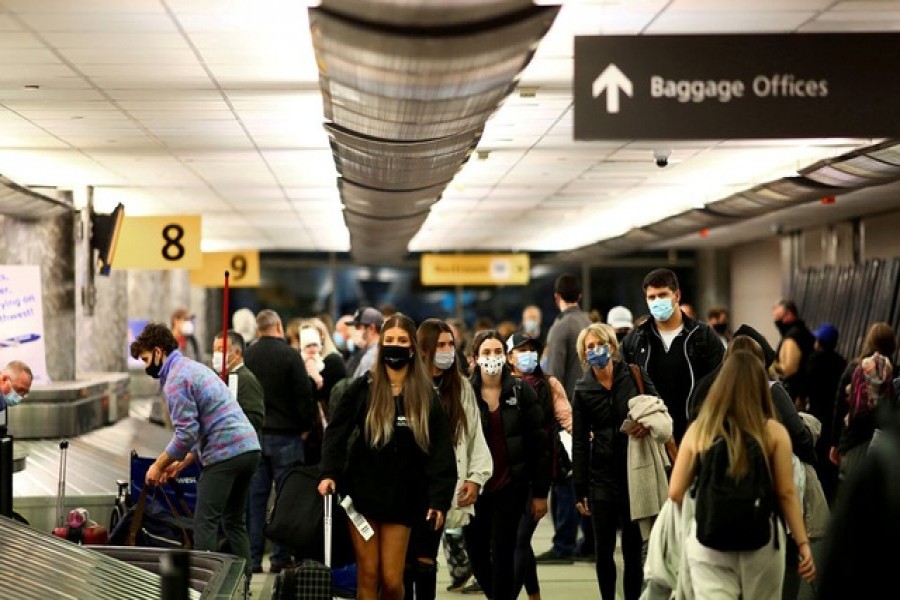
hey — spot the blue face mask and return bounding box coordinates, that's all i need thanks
[333,332,345,347]
[648,297,675,322]
[523,319,540,336]
[2,388,23,407]
[516,351,539,374]
[586,345,611,368]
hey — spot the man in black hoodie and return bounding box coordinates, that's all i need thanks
[620,268,723,443]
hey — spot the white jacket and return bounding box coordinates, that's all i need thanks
[627,394,673,539]
[445,378,493,529]
[641,495,696,600]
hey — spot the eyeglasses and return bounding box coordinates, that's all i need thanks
[13,386,29,399]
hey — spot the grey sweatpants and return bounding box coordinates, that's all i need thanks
[684,518,786,600]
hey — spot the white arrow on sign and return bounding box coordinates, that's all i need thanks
[592,64,633,114]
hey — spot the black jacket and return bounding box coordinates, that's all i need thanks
[319,375,457,523]
[621,312,724,441]
[572,361,657,502]
[244,335,314,435]
[471,368,551,499]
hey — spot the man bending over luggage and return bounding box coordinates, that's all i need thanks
[131,323,261,580]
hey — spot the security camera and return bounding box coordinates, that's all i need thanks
[653,149,671,168]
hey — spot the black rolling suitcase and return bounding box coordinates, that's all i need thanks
[272,492,336,600]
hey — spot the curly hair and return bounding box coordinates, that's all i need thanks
[130,323,178,358]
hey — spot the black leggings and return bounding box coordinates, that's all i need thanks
[464,485,529,600]
[513,492,540,597]
[590,497,644,600]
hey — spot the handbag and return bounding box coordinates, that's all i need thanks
[109,483,193,549]
[629,363,678,465]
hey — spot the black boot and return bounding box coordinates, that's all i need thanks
[413,561,438,600]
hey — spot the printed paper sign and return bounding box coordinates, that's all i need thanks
[0,265,50,383]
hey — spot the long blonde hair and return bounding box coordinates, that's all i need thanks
[693,350,776,479]
[366,313,433,452]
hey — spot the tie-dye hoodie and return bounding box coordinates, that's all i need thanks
[160,350,260,466]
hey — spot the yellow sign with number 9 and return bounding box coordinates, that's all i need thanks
[189,251,260,287]
[114,216,202,269]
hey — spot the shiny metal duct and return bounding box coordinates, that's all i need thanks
[0,175,73,219]
[309,1,561,262]
[554,139,900,261]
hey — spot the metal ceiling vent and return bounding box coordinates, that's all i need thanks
[0,175,73,220]
[309,1,561,262]
[555,139,900,260]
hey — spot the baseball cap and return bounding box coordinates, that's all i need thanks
[813,323,839,349]
[351,307,382,327]
[506,331,542,354]
[606,305,634,330]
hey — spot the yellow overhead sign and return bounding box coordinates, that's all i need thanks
[421,254,530,286]
[114,216,202,270]
[190,251,260,288]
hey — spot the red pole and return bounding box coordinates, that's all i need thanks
[221,270,230,382]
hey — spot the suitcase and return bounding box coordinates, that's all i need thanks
[51,439,109,545]
[271,493,337,600]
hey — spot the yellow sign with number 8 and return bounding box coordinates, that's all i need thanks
[114,216,202,269]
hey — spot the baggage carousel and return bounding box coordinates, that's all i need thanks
[11,398,172,534]
[0,516,247,599]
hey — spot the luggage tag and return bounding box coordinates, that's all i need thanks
[340,495,374,541]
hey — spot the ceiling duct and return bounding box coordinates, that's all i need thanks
[553,138,900,261]
[309,1,561,262]
[642,209,729,238]
[321,0,535,27]
[865,140,900,166]
[0,175,73,219]
[339,179,443,218]
[801,150,900,188]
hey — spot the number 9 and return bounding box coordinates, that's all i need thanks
[230,255,247,280]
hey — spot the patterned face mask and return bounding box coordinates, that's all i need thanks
[477,354,506,376]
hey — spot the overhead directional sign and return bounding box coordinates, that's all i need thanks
[574,33,900,140]
[421,254,530,286]
[115,216,202,269]
[190,251,260,287]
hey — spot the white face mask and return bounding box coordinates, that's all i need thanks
[212,351,224,372]
[181,320,195,336]
[477,354,506,376]
[433,350,456,371]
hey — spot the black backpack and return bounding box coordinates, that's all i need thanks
[691,435,779,552]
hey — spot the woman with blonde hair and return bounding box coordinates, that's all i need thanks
[572,322,660,600]
[669,350,816,598]
[318,313,457,600]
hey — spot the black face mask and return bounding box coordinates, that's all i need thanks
[145,350,163,379]
[712,323,728,334]
[382,345,413,370]
[774,320,790,335]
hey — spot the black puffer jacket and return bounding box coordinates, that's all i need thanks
[572,361,657,502]
[471,368,550,499]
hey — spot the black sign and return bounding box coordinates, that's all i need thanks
[574,33,900,140]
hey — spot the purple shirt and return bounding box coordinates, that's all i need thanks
[159,350,260,466]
